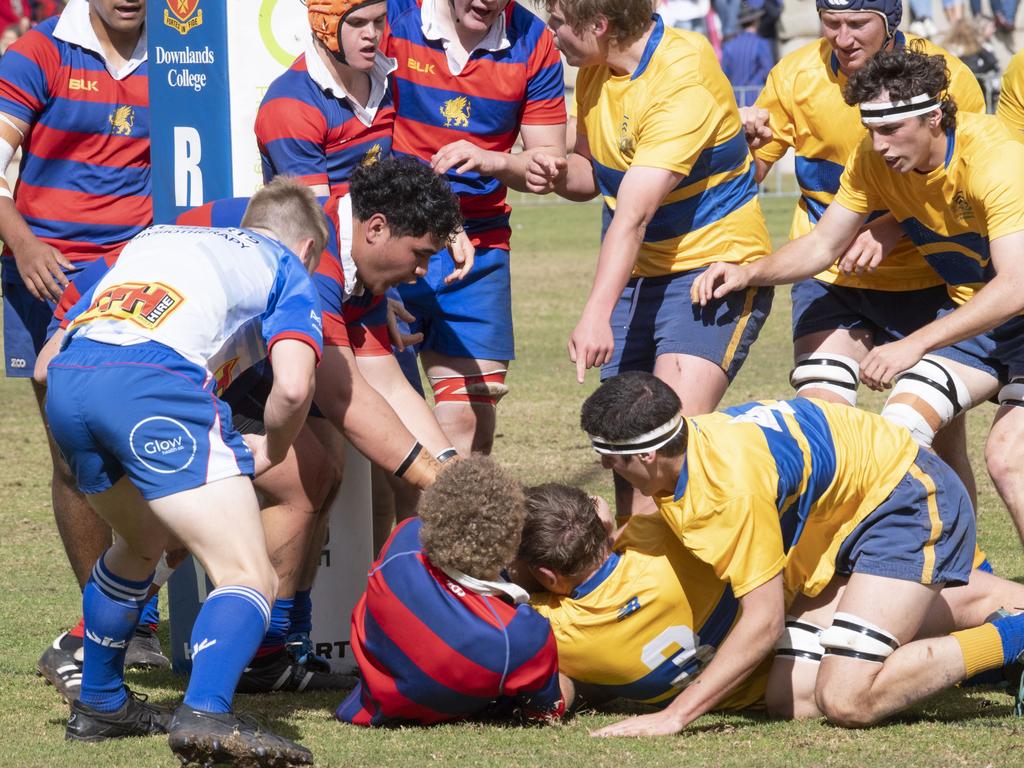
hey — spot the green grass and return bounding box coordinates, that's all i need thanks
[1,195,1021,767]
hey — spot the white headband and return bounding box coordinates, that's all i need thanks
[588,413,684,455]
[860,92,941,124]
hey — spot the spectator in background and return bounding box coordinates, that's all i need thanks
[660,0,723,56]
[944,17,1000,94]
[0,23,21,55]
[0,0,29,33]
[722,1,774,107]
[32,1,66,22]
[908,0,938,38]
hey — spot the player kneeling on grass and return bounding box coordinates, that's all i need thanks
[44,178,328,766]
[336,456,572,725]
[578,371,1024,736]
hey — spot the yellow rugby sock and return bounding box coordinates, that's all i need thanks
[951,624,1006,678]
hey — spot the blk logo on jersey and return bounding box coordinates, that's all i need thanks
[109,106,136,136]
[69,77,99,92]
[73,282,184,330]
[129,416,198,474]
[164,0,203,35]
[440,97,471,128]
[408,57,436,75]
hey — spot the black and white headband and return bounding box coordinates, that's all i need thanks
[588,413,684,455]
[860,92,941,124]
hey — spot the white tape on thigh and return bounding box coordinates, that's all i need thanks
[819,611,900,663]
[881,355,971,446]
[789,353,859,405]
[998,376,1024,408]
[151,553,176,588]
[774,616,826,663]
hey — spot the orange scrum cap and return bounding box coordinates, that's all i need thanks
[308,0,386,54]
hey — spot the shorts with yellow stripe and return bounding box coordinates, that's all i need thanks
[835,447,975,586]
[602,266,773,381]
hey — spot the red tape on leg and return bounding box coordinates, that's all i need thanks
[430,371,508,406]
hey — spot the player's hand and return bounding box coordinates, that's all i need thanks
[431,140,500,176]
[386,297,423,352]
[445,229,475,284]
[859,338,926,391]
[590,709,687,737]
[738,106,773,151]
[690,262,750,306]
[525,152,567,194]
[13,237,72,302]
[242,433,276,476]
[568,314,614,384]
[837,228,885,275]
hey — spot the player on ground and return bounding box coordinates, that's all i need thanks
[579,372,1024,736]
[336,456,570,725]
[43,178,327,765]
[694,49,1024,546]
[0,0,166,693]
[530,0,773,519]
[384,0,567,456]
[745,0,984,502]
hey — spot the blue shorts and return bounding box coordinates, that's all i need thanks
[2,260,57,378]
[396,247,513,362]
[790,278,951,345]
[836,448,975,586]
[602,267,773,381]
[46,338,253,500]
[931,312,1024,383]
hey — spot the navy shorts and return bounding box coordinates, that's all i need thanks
[46,338,253,500]
[2,260,57,377]
[397,247,513,362]
[931,312,1024,383]
[836,448,975,586]
[602,267,773,381]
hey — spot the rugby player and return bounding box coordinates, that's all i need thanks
[44,178,327,765]
[529,0,773,520]
[693,48,1024,546]
[744,0,984,503]
[996,48,1024,141]
[384,0,567,456]
[336,456,570,725]
[0,0,167,693]
[579,372,1024,735]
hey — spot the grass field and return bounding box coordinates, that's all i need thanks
[2,195,1023,767]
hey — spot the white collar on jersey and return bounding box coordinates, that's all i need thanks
[54,0,147,81]
[440,565,531,605]
[420,0,510,76]
[303,32,397,127]
[334,194,365,301]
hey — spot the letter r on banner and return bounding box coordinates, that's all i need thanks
[174,126,204,207]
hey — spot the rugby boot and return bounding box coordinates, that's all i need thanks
[66,688,174,741]
[285,631,331,673]
[236,649,356,693]
[168,705,314,767]
[37,631,84,703]
[125,624,172,670]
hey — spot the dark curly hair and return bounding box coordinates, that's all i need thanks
[349,156,463,246]
[519,484,610,581]
[580,372,688,457]
[844,44,957,131]
[419,456,526,580]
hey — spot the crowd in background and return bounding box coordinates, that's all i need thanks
[0,0,66,56]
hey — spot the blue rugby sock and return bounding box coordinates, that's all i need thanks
[80,555,153,712]
[994,613,1024,666]
[257,596,293,656]
[183,585,270,714]
[290,589,313,635]
[138,593,160,628]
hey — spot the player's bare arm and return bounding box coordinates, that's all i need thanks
[569,165,684,383]
[738,106,774,183]
[592,573,785,737]
[261,339,319,472]
[691,202,868,306]
[837,212,904,275]
[315,343,441,488]
[0,111,72,302]
[531,126,598,201]
[861,228,1024,389]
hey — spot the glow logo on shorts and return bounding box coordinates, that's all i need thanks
[71,282,184,331]
[129,416,198,474]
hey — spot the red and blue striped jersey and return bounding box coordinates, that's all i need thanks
[255,44,395,198]
[384,0,565,250]
[0,16,150,267]
[336,517,564,726]
[176,196,388,354]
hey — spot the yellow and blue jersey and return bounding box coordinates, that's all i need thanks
[834,112,1024,307]
[655,398,920,602]
[997,49,1024,143]
[574,15,771,277]
[754,33,984,291]
[530,514,766,708]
